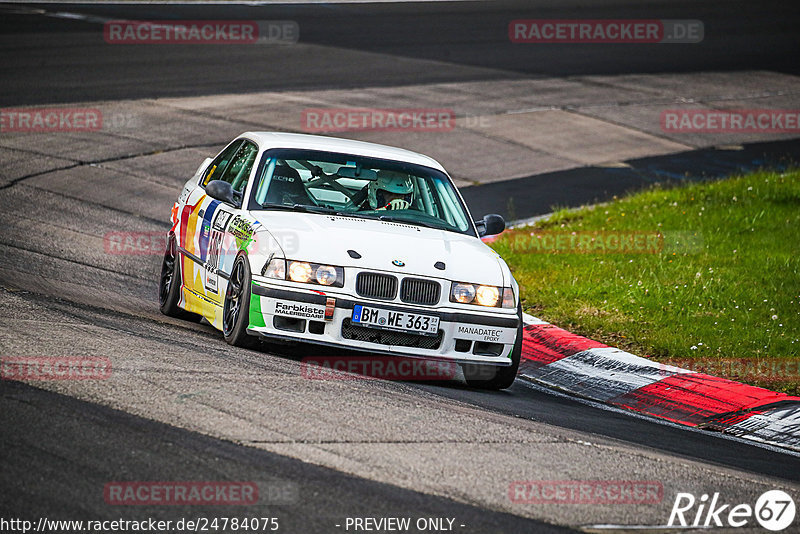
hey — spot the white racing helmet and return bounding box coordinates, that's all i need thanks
[368,170,413,210]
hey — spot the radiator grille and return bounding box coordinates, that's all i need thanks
[400,278,441,305]
[355,272,397,300]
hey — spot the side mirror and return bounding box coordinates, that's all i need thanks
[206,180,238,207]
[476,214,505,237]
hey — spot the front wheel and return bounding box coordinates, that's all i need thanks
[222,255,257,348]
[462,303,523,390]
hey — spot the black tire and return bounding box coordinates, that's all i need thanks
[463,303,523,390]
[159,233,202,322]
[222,254,257,348]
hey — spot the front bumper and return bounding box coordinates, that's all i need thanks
[247,281,520,366]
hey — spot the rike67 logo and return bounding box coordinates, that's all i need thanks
[669,490,796,531]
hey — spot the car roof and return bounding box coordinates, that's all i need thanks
[241,132,447,173]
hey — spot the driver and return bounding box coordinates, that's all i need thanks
[367,170,414,210]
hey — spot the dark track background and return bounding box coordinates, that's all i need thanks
[1,0,799,106]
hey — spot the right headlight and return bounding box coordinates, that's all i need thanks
[263,258,344,288]
[450,282,514,308]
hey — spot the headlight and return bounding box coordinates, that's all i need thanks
[451,283,476,304]
[268,259,344,288]
[315,265,338,286]
[263,258,286,279]
[288,261,313,283]
[450,282,514,308]
[475,285,500,307]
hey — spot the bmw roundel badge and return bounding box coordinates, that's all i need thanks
[392,259,405,267]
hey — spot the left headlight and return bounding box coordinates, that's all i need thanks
[264,258,344,288]
[450,282,514,308]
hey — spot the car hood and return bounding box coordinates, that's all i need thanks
[250,211,507,286]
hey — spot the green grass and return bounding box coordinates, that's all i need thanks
[491,169,800,394]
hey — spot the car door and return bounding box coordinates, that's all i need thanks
[178,139,242,301]
[197,139,259,304]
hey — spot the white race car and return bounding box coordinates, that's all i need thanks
[159,132,522,389]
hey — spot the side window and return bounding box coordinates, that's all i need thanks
[201,140,243,187]
[217,141,259,194]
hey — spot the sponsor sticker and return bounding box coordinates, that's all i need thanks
[178,186,192,203]
[212,210,233,231]
[267,300,326,320]
[455,325,516,344]
[229,215,254,241]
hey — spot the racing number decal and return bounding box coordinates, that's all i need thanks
[203,209,232,296]
[205,231,222,293]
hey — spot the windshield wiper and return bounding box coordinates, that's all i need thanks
[260,203,336,214]
[377,215,443,230]
[293,204,338,214]
[260,203,380,221]
[293,205,384,219]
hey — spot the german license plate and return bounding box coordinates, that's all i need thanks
[352,305,439,336]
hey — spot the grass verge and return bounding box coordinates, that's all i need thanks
[490,169,800,394]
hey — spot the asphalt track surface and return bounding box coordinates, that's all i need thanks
[2,1,800,532]
[1,380,568,533]
[1,0,799,105]
[461,139,800,222]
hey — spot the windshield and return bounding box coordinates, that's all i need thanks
[249,149,475,236]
